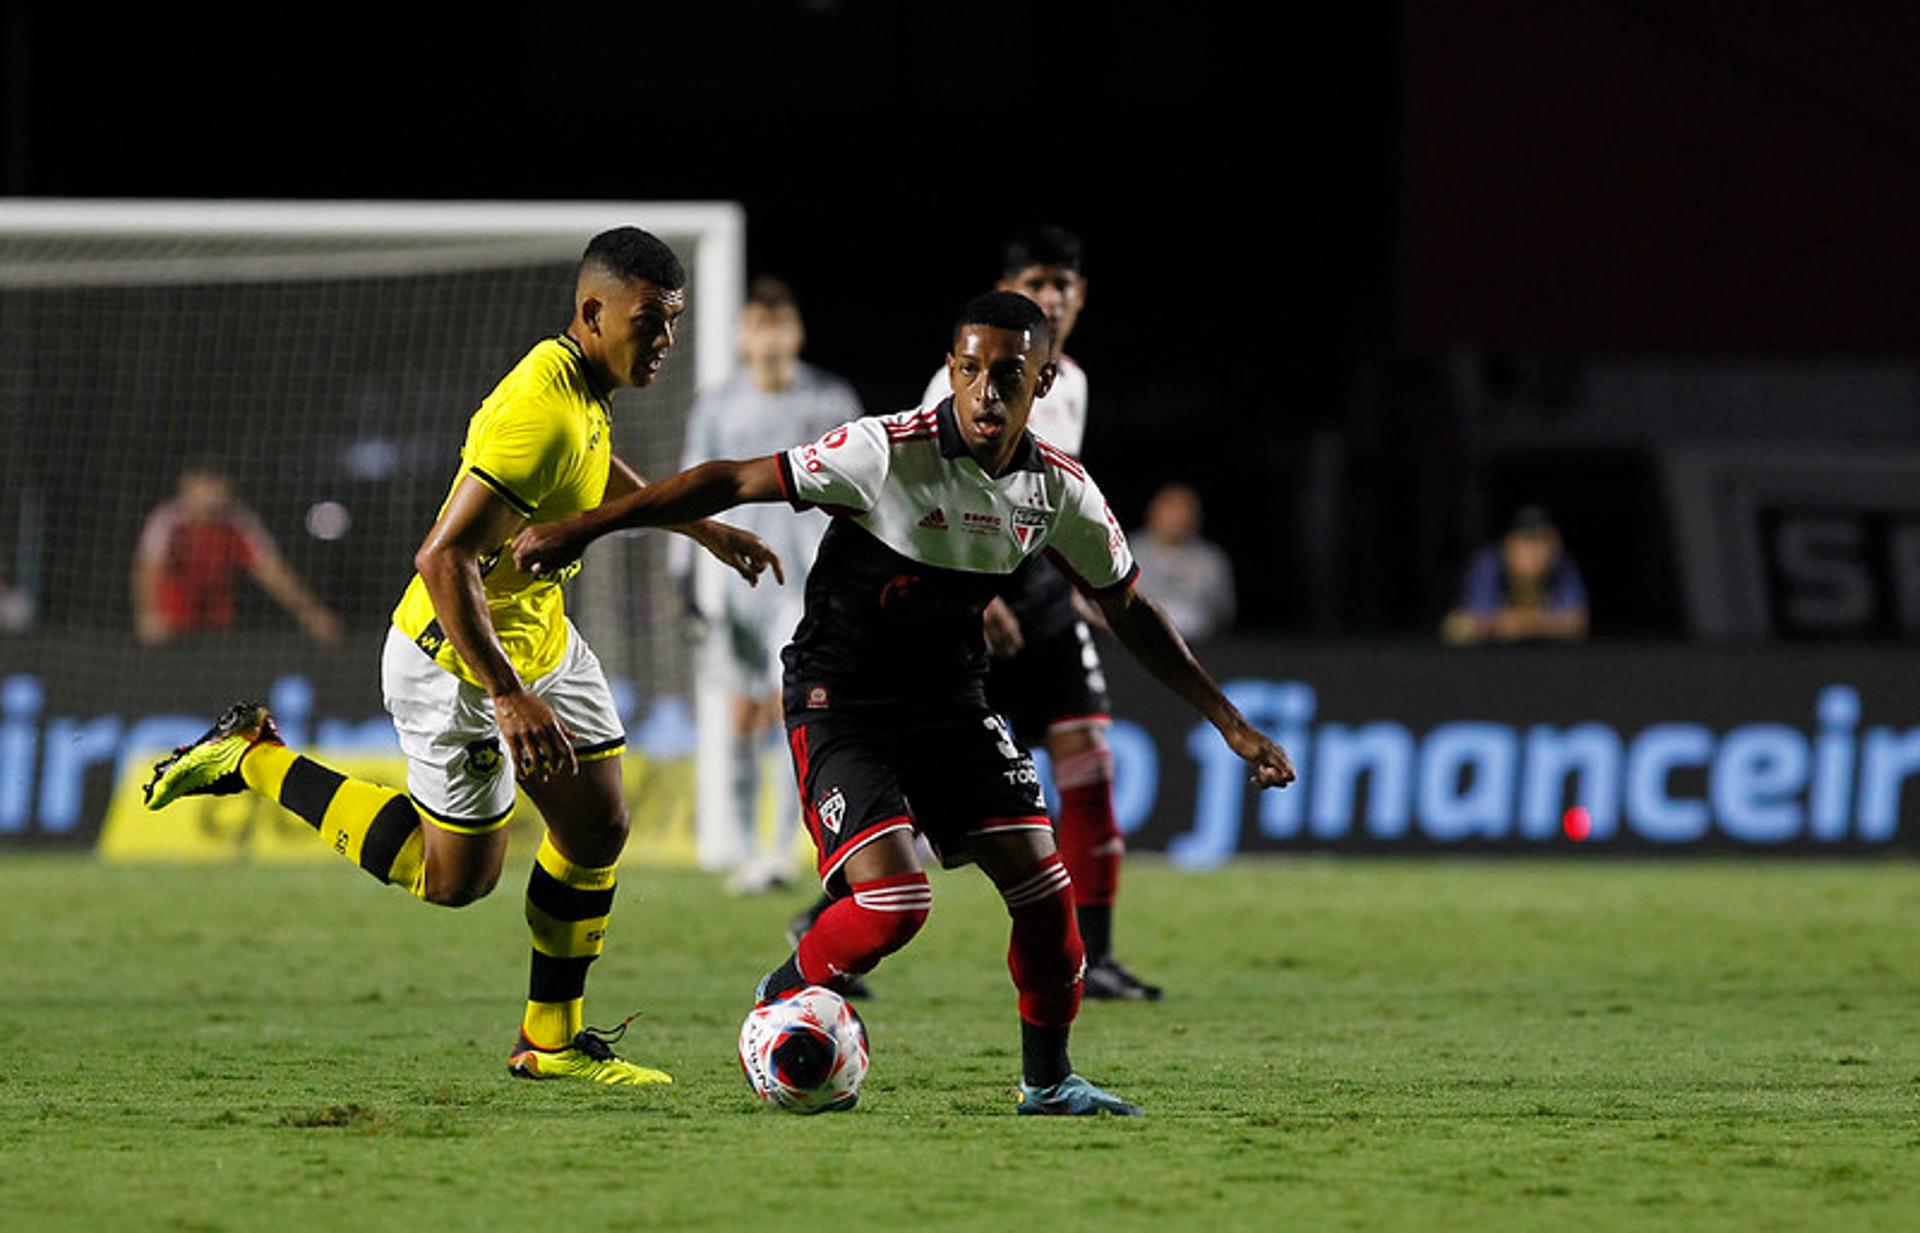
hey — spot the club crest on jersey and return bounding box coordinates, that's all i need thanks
[1011,506,1049,551]
[917,507,949,531]
[817,787,847,835]
[806,685,830,709]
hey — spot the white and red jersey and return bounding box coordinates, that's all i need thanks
[773,400,1135,713]
[922,354,1088,459]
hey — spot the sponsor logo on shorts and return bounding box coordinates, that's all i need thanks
[465,739,504,779]
[917,507,949,531]
[818,787,846,835]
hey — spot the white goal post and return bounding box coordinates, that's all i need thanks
[0,199,748,869]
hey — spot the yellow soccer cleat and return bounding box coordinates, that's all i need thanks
[508,1026,673,1087]
[144,701,283,810]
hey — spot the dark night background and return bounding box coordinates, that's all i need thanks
[9,0,1920,637]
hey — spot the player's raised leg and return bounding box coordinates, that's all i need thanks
[969,826,1141,1116]
[758,715,928,1002]
[143,700,470,902]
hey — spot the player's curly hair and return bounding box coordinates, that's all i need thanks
[581,227,687,290]
[953,290,1053,349]
[1000,225,1083,277]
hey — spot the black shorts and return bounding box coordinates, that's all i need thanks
[986,619,1111,749]
[785,707,1052,891]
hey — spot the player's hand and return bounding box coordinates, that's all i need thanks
[513,520,587,577]
[1225,722,1295,789]
[494,687,577,781]
[695,521,785,588]
[982,597,1025,657]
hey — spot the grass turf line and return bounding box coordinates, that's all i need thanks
[0,855,1916,1231]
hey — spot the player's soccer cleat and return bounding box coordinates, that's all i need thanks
[507,1021,673,1086]
[143,701,283,810]
[1016,1073,1144,1117]
[1083,957,1164,1002]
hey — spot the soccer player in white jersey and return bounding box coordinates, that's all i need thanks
[945,226,1158,999]
[676,278,863,893]
[516,292,1294,1115]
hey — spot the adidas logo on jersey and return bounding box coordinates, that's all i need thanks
[917,508,949,531]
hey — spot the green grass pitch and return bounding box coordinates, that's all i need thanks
[1,854,1916,1231]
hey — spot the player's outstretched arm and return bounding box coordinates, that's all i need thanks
[516,457,787,577]
[605,454,783,588]
[1095,584,1295,789]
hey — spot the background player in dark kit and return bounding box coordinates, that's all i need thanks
[516,293,1294,1114]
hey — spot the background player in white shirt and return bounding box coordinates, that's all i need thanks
[516,292,1294,1115]
[675,278,862,893]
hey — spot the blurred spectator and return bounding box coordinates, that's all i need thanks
[676,278,862,893]
[1442,505,1589,644]
[0,570,28,633]
[132,468,342,646]
[1131,483,1236,642]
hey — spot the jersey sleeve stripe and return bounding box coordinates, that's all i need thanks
[775,451,814,511]
[466,465,537,516]
[1035,442,1086,479]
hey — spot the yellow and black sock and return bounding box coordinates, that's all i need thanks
[521,833,617,1050]
[240,743,426,895]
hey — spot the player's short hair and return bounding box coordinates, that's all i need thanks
[580,227,686,291]
[744,276,798,314]
[1000,225,1084,277]
[952,290,1053,350]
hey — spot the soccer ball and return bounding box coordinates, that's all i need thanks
[738,985,869,1114]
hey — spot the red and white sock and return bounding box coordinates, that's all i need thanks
[1001,853,1085,1029]
[795,871,932,987]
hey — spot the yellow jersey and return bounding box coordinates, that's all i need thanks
[390,334,613,687]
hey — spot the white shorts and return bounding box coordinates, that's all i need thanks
[381,620,625,832]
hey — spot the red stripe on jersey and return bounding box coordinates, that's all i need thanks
[1036,444,1086,479]
[885,414,938,437]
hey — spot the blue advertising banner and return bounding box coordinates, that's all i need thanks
[1092,641,1920,862]
[5,633,1919,859]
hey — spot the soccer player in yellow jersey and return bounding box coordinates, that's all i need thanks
[144,227,782,1086]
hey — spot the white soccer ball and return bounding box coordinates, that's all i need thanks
[738,985,869,1114]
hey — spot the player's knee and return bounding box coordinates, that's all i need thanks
[1046,723,1109,761]
[556,806,629,869]
[422,866,500,908]
[1052,744,1114,789]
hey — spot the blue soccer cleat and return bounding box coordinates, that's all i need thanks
[1015,1073,1143,1116]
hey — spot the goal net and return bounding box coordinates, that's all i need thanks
[0,201,743,866]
